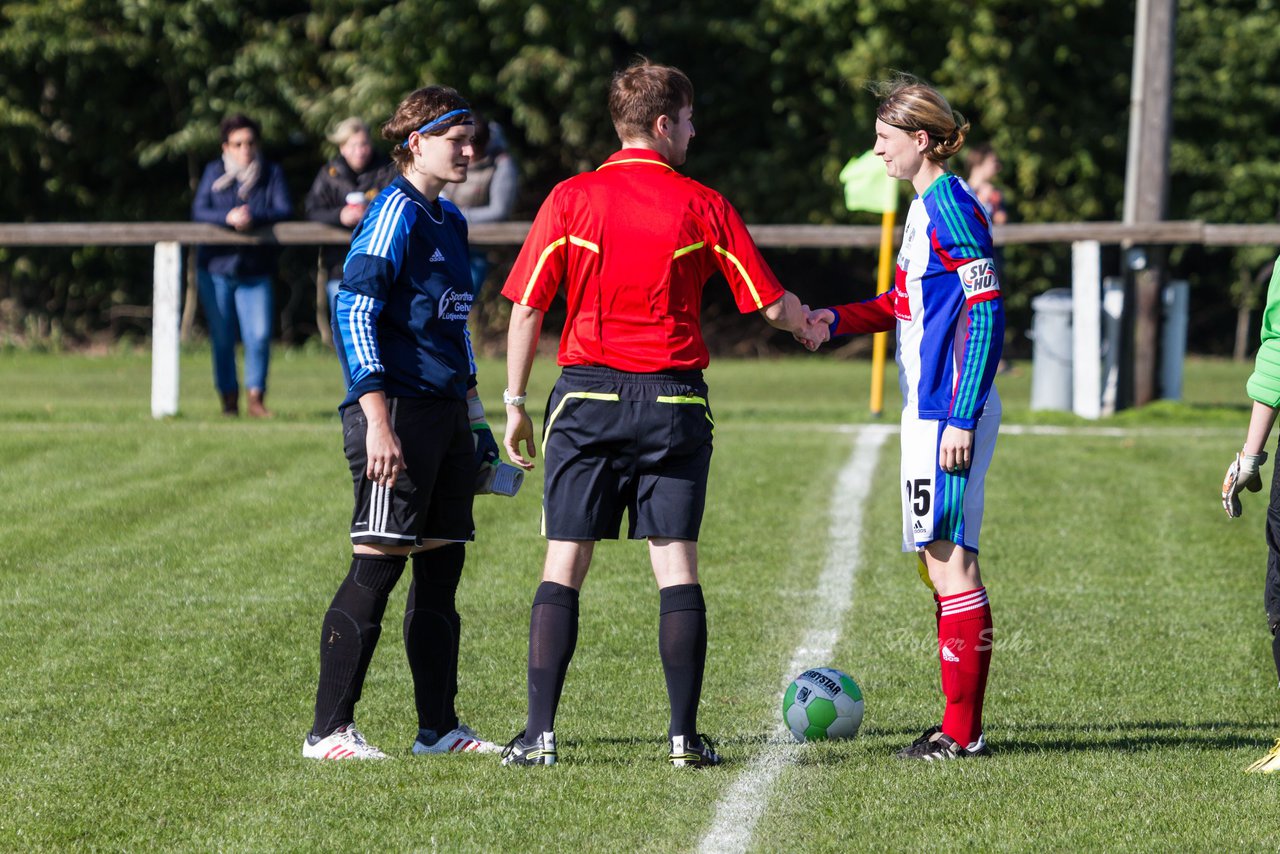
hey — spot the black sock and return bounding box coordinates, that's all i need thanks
[312,553,406,738]
[526,581,579,736]
[659,584,707,740]
[404,544,465,736]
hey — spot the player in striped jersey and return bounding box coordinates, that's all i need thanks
[303,86,500,760]
[813,75,1003,760]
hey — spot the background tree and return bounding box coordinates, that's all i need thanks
[1,0,1274,357]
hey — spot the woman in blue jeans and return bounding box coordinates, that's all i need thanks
[192,114,292,417]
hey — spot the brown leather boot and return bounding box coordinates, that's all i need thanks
[247,388,272,418]
[221,390,239,416]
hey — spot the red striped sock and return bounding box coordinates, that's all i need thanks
[937,586,992,749]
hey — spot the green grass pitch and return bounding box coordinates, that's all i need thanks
[1,348,1277,850]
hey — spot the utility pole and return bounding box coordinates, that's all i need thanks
[1121,0,1176,406]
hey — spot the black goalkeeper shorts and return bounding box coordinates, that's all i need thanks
[343,396,475,547]
[540,366,714,541]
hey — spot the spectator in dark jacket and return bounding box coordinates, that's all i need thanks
[191,114,292,417]
[305,117,395,321]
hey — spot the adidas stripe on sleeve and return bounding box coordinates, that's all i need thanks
[336,188,418,397]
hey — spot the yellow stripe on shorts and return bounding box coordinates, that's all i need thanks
[656,394,715,431]
[543,391,621,442]
[540,390,622,538]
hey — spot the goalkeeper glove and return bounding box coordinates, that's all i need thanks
[1222,449,1267,518]
[467,392,521,496]
[471,426,524,496]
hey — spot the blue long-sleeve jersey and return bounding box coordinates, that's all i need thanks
[333,175,478,409]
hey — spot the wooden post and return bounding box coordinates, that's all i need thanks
[316,249,332,347]
[180,244,199,343]
[1122,0,1176,406]
[1071,240,1102,419]
[151,241,182,418]
[1133,260,1164,405]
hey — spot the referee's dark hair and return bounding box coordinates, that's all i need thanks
[383,85,471,172]
[608,58,694,143]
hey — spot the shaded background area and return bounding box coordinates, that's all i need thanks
[1,0,1277,356]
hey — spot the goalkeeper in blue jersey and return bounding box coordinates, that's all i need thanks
[302,85,503,760]
[1222,254,1280,773]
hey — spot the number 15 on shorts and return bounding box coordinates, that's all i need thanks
[905,477,933,543]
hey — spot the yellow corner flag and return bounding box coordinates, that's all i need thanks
[840,149,898,214]
[839,149,899,416]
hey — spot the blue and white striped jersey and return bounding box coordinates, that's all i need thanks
[333,175,478,409]
[895,173,1003,427]
[831,172,1004,429]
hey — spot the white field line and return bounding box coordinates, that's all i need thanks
[696,424,891,854]
[719,422,1240,438]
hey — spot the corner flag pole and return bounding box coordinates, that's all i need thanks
[839,148,898,416]
[869,209,895,417]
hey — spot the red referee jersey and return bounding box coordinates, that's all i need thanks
[501,148,786,372]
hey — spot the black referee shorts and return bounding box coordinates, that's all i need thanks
[541,365,714,541]
[343,396,475,547]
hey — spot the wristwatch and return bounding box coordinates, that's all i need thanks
[502,388,527,407]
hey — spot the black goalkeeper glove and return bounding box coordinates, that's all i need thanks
[472,424,524,496]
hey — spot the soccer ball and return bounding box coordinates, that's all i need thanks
[782,667,864,742]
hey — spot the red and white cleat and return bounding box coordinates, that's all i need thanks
[303,723,389,760]
[412,724,500,755]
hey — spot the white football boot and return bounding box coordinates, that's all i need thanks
[412,723,500,755]
[302,723,388,760]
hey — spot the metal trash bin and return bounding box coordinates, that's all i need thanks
[1029,288,1073,411]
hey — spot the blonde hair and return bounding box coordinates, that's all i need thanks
[327,117,369,147]
[873,74,969,163]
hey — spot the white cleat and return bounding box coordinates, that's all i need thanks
[412,724,500,755]
[303,723,388,760]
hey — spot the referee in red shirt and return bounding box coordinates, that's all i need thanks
[499,60,826,767]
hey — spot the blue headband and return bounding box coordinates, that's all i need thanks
[401,109,474,148]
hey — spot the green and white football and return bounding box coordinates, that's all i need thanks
[782,667,864,742]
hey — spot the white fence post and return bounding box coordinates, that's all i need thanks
[1071,240,1102,419]
[151,241,181,418]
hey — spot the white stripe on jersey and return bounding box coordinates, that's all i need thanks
[369,191,408,260]
[464,324,476,377]
[348,294,383,377]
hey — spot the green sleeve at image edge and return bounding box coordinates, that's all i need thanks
[1249,342,1280,408]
